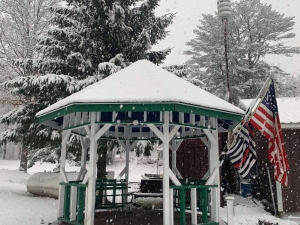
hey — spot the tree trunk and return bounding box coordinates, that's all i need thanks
[3,143,6,160]
[96,139,109,207]
[19,145,29,173]
[97,139,108,180]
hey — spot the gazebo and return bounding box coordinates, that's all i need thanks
[36,60,244,225]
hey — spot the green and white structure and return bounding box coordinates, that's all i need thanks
[36,60,244,225]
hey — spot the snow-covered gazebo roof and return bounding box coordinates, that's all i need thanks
[37,60,244,139]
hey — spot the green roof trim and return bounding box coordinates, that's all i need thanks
[38,103,243,124]
[174,104,242,121]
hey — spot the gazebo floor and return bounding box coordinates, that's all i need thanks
[62,209,205,225]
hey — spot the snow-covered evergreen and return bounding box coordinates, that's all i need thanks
[184,0,300,104]
[0,0,174,169]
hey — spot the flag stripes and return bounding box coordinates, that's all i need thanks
[249,80,289,186]
[226,120,257,178]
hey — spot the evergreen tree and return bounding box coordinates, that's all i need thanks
[185,0,300,103]
[0,0,173,173]
[0,0,59,167]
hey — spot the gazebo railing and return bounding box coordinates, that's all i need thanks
[58,179,132,225]
[170,184,219,225]
[95,179,133,210]
[174,179,209,212]
[58,181,87,225]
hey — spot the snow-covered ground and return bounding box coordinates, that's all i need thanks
[0,159,298,225]
[220,196,298,225]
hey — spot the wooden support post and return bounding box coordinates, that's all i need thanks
[226,196,235,225]
[85,113,111,225]
[276,181,283,215]
[70,186,78,221]
[123,126,130,209]
[163,111,170,225]
[85,112,97,225]
[58,130,71,218]
[170,188,174,225]
[147,116,181,225]
[191,188,197,225]
[207,118,220,223]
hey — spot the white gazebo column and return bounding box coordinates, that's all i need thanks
[58,130,71,218]
[163,111,170,225]
[205,118,220,223]
[147,115,181,225]
[85,112,111,225]
[117,135,138,209]
[124,126,130,201]
[123,136,130,209]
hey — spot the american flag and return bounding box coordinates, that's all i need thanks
[226,118,257,178]
[250,80,289,187]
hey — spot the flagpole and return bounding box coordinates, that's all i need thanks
[245,77,271,121]
[247,77,272,121]
[219,77,273,167]
[227,77,272,151]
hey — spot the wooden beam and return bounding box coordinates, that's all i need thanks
[94,124,112,140]
[85,112,97,225]
[168,168,181,186]
[118,140,126,150]
[207,118,220,223]
[147,124,164,140]
[200,137,209,148]
[203,129,217,146]
[58,130,71,218]
[168,125,180,142]
[70,186,77,221]
[191,188,197,225]
[84,125,90,138]
[163,111,170,225]
[116,167,126,181]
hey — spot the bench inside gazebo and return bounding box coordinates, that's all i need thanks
[36,60,244,225]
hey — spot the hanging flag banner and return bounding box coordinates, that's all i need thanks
[249,80,289,187]
[226,113,257,178]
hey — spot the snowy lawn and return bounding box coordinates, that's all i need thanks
[0,168,57,225]
[220,195,298,225]
[0,159,298,225]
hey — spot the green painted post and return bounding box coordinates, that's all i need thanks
[179,189,186,225]
[77,187,85,223]
[63,185,71,220]
[202,188,208,223]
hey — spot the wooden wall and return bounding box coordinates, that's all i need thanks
[282,129,300,212]
[175,134,226,180]
[175,128,300,213]
[176,139,209,179]
[253,129,300,212]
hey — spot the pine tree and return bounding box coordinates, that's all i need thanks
[0,0,174,173]
[185,0,300,103]
[0,0,59,167]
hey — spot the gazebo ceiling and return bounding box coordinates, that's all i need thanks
[36,60,244,140]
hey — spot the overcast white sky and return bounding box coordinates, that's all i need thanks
[153,0,300,75]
